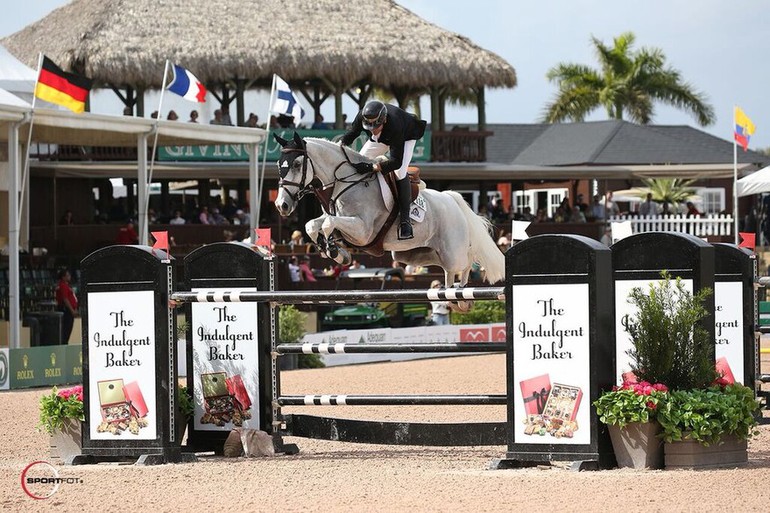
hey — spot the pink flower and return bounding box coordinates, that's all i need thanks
[652,383,668,392]
[56,385,84,402]
[646,401,657,410]
[611,386,620,392]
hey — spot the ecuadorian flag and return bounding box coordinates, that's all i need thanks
[34,56,92,113]
[734,106,756,152]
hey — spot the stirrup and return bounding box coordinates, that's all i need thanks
[398,221,413,240]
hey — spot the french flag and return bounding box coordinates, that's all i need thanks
[167,64,207,103]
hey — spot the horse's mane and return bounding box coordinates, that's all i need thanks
[304,137,366,163]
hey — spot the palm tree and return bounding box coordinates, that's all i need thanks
[637,178,697,214]
[542,32,715,127]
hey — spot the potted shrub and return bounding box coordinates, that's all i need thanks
[616,271,759,468]
[657,383,758,468]
[177,384,195,443]
[38,385,84,461]
[594,380,668,469]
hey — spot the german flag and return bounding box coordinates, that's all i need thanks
[34,56,92,113]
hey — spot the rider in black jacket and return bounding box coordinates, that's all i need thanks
[341,100,427,240]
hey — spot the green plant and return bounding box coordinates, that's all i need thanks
[625,271,717,390]
[178,385,194,421]
[279,305,324,369]
[38,385,84,434]
[656,384,759,445]
[451,301,505,325]
[594,380,669,427]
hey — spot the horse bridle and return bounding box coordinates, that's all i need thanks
[278,143,376,215]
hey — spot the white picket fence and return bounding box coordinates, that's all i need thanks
[607,214,734,237]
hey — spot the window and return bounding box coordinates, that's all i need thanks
[695,188,725,214]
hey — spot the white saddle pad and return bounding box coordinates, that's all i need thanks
[376,173,427,223]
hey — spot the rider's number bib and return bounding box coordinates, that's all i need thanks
[410,195,427,223]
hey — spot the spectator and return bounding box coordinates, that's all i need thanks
[199,206,210,224]
[604,191,620,218]
[245,113,259,127]
[122,106,133,116]
[169,210,186,225]
[150,111,159,119]
[55,269,78,343]
[350,260,366,270]
[299,255,317,282]
[428,280,450,325]
[639,193,658,216]
[520,207,535,221]
[686,201,702,217]
[311,113,330,129]
[288,256,301,283]
[590,195,605,221]
[115,220,138,244]
[188,110,199,123]
[60,210,75,225]
[221,105,233,126]
[167,110,179,121]
[211,110,223,125]
[209,207,229,225]
[269,115,280,129]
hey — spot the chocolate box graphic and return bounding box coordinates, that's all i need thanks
[519,374,551,415]
[542,383,583,422]
[715,356,736,384]
[122,381,148,418]
[98,378,131,423]
[226,374,252,410]
[201,372,235,415]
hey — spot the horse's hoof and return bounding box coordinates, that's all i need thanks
[452,300,474,313]
[327,244,338,259]
[339,250,352,266]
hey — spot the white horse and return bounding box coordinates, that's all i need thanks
[274,133,505,288]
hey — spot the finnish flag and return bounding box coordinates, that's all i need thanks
[271,75,305,127]
[167,64,207,103]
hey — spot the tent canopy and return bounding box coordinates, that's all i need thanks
[736,165,770,197]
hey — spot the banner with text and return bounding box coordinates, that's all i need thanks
[87,291,157,440]
[512,284,590,445]
[191,288,260,432]
[158,129,430,162]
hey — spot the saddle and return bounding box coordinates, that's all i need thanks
[356,167,422,257]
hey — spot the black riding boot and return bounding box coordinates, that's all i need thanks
[396,177,414,240]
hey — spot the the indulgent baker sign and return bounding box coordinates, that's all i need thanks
[87,290,156,440]
[512,283,590,445]
[713,281,743,384]
[191,288,259,431]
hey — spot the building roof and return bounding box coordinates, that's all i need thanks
[485,120,770,168]
[1,0,516,92]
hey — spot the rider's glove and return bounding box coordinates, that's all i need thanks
[353,162,374,174]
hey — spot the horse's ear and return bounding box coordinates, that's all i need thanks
[292,131,305,150]
[273,133,288,147]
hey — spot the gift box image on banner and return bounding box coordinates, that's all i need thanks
[192,288,260,431]
[512,283,591,445]
[87,290,157,440]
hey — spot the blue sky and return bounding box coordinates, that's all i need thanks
[2,1,769,149]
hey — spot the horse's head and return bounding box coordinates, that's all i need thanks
[274,131,312,216]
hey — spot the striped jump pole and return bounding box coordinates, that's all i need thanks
[278,394,508,406]
[171,286,505,305]
[276,342,507,354]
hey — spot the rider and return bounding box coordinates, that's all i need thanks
[340,100,427,240]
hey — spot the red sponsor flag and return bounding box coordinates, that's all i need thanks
[255,228,272,248]
[35,56,93,113]
[151,231,169,255]
[738,232,755,250]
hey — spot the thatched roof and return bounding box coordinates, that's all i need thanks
[1,0,516,92]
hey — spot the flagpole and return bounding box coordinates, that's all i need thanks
[733,105,739,245]
[143,59,170,245]
[255,73,277,236]
[17,53,44,232]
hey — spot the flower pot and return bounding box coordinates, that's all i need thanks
[49,418,82,462]
[608,422,664,469]
[664,434,748,469]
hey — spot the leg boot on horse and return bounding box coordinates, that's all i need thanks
[396,176,414,240]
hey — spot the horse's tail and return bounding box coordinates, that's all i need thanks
[445,191,506,284]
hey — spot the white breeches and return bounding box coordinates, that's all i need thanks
[360,139,416,180]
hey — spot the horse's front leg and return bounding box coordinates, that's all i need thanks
[305,217,328,257]
[321,215,371,266]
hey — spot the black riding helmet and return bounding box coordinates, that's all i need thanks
[361,100,387,130]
